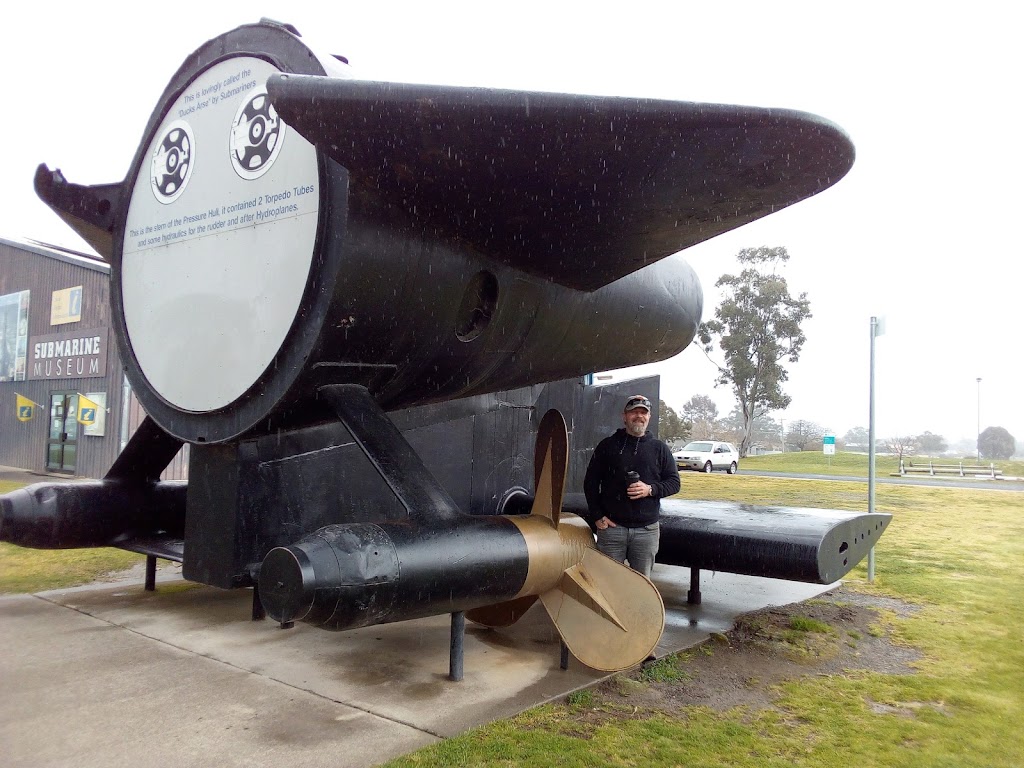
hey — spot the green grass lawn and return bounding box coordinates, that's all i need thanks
[0,544,144,594]
[385,474,1024,768]
[741,449,900,476]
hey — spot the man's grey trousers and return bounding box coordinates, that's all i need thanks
[595,521,660,579]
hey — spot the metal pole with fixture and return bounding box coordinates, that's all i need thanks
[868,316,885,583]
[976,377,982,463]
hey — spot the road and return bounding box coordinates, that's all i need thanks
[735,469,1024,492]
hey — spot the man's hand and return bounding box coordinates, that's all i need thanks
[595,516,617,530]
[627,481,652,500]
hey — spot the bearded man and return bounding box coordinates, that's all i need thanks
[583,394,680,579]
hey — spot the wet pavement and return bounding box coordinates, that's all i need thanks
[0,561,829,768]
[0,465,77,484]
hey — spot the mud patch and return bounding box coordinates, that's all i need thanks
[593,585,923,716]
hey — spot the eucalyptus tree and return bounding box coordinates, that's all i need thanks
[698,246,811,456]
[787,419,827,451]
[658,399,691,444]
[916,431,948,455]
[681,394,718,439]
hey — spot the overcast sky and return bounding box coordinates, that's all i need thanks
[2,2,1020,448]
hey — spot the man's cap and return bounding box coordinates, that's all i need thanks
[624,395,651,412]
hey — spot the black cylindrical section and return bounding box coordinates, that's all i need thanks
[0,480,187,549]
[259,516,531,631]
[259,525,397,627]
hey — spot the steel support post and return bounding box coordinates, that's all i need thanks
[688,567,702,604]
[449,611,465,681]
[145,555,157,591]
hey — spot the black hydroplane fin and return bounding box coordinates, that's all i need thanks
[33,165,124,261]
[266,74,855,291]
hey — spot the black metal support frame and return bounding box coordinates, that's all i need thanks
[251,583,266,621]
[145,555,157,591]
[688,567,702,605]
[449,611,465,681]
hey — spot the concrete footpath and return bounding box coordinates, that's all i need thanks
[0,562,829,768]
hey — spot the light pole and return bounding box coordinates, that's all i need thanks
[976,377,982,463]
[868,316,885,583]
[780,419,785,453]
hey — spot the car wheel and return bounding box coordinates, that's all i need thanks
[727,462,737,475]
[703,461,713,474]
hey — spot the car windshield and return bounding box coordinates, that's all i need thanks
[682,442,713,452]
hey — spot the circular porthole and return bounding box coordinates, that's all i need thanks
[455,270,498,342]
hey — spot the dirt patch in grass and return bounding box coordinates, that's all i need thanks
[591,585,922,717]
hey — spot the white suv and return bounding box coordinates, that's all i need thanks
[673,441,739,474]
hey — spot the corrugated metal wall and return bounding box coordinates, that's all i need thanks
[0,239,188,480]
[120,379,190,480]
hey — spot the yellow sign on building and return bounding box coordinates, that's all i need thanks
[50,286,83,325]
[76,393,99,426]
[16,393,39,422]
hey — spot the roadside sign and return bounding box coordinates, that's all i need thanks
[823,435,836,456]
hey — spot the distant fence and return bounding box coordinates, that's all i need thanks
[894,460,1002,478]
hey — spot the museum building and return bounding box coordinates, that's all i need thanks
[0,236,187,479]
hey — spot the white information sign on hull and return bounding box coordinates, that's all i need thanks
[122,57,320,412]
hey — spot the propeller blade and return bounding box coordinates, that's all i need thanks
[556,562,628,632]
[540,548,665,671]
[532,409,568,528]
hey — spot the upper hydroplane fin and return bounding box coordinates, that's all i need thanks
[266,74,855,291]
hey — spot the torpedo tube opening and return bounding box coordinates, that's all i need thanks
[455,270,498,342]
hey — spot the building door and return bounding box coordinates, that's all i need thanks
[46,392,78,473]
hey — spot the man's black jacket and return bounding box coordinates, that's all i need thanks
[583,428,680,528]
